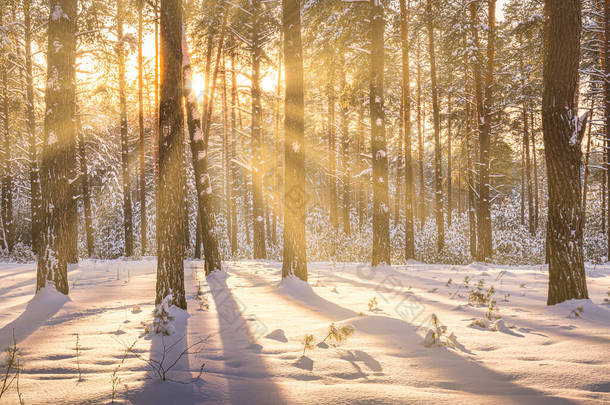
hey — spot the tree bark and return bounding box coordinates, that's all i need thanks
[182,28,222,275]
[416,37,425,228]
[281,0,307,281]
[400,0,415,259]
[370,0,390,266]
[542,0,588,305]
[117,0,133,257]
[156,0,186,309]
[251,0,267,259]
[427,0,444,252]
[76,101,93,257]
[37,0,77,294]
[23,0,42,255]
[137,0,147,255]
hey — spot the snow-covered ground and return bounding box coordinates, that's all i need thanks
[0,259,608,404]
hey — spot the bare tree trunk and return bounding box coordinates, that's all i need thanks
[137,0,147,255]
[542,0,588,305]
[416,37,425,228]
[401,0,415,259]
[38,0,77,294]
[182,28,222,275]
[117,0,133,257]
[1,8,13,253]
[23,0,41,254]
[605,0,610,257]
[221,56,236,255]
[328,66,338,230]
[447,94,453,228]
[230,50,240,253]
[582,105,593,228]
[251,0,267,259]
[76,101,93,257]
[156,0,186,309]
[339,54,351,237]
[531,111,539,232]
[281,0,307,281]
[427,0,444,252]
[370,0,390,266]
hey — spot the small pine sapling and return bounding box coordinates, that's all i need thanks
[423,314,456,348]
[320,323,355,347]
[152,294,175,335]
[368,297,378,311]
[302,334,314,356]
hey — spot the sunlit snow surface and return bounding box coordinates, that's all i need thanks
[0,259,608,404]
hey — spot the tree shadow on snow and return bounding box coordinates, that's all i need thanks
[207,271,284,405]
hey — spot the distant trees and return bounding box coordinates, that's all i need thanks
[542,0,589,305]
[37,0,77,294]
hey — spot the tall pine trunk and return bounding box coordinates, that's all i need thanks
[117,0,133,257]
[156,0,186,309]
[542,0,588,305]
[281,0,307,281]
[137,0,147,255]
[76,101,94,256]
[370,0,390,266]
[427,0,444,252]
[182,28,222,275]
[251,0,267,259]
[23,0,42,255]
[400,0,415,259]
[1,6,13,253]
[37,0,77,294]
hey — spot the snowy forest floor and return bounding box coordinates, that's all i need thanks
[0,259,609,404]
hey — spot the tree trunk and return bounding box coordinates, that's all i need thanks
[464,33,477,256]
[339,54,351,237]
[281,0,307,281]
[137,0,147,255]
[328,67,338,230]
[37,0,77,295]
[370,0,390,266]
[156,0,186,309]
[182,28,222,275]
[1,8,13,253]
[251,0,267,259]
[401,0,415,259]
[447,95,453,228]
[117,0,133,257]
[542,0,588,305]
[470,0,493,260]
[605,0,610,258]
[76,101,94,257]
[416,38,425,228]
[23,0,42,255]
[427,0,444,252]
[230,50,240,254]
[531,110,539,232]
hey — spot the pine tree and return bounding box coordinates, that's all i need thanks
[542,0,589,305]
[37,0,78,294]
[281,0,307,281]
[156,0,186,309]
[427,0,444,252]
[117,0,133,257]
[370,0,390,266]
